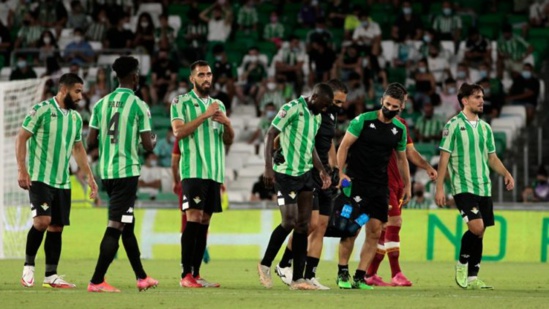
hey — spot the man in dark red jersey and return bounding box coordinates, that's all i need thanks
[365,83,437,286]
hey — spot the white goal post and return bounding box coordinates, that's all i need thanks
[0,78,46,259]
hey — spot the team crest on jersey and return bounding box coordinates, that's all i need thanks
[471,207,479,214]
[28,108,36,116]
[299,112,303,116]
[146,109,151,118]
[278,110,287,118]
[193,196,202,204]
[171,97,179,105]
[41,203,49,211]
[443,129,449,137]
[391,127,398,135]
[288,191,297,199]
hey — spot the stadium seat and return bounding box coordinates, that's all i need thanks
[500,106,526,124]
[150,105,168,117]
[229,142,255,156]
[89,41,103,51]
[493,132,507,158]
[168,3,189,16]
[246,117,261,130]
[239,167,261,178]
[152,116,171,130]
[414,142,438,161]
[243,155,265,169]
[168,15,181,35]
[0,67,11,81]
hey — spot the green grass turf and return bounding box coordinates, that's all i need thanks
[1,260,548,308]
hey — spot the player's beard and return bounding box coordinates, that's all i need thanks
[195,82,211,97]
[64,93,78,110]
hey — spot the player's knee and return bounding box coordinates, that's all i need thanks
[47,225,63,233]
[468,224,485,237]
[33,216,51,231]
[200,213,212,225]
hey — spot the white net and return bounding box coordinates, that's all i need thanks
[0,78,46,259]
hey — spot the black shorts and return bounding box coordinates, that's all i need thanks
[275,171,314,206]
[182,178,222,215]
[102,176,139,223]
[454,193,495,227]
[312,169,334,216]
[351,182,389,223]
[29,181,71,226]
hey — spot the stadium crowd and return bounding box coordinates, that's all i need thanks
[0,0,546,204]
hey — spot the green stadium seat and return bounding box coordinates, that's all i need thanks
[411,2,423,14]
[429,3,443,15]
[414,142,439,161]
[479,26,497,40]
[479,13,504,28]
[507,15,528,25]
[294,28,309,41]
[0,55,4,70]
[152,116,171,130]
[283,2,301,16]
[529,38,549,58]
[387,67,407,85]
[150,105,168,117]
[493,132,507,158]
[178,67,191,81]
[156,192,178,202]
[528,28,549,40]
[457,0,485,14]
[497,1,513,14]
[168,4,189,16]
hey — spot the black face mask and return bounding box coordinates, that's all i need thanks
[327,105,344,115]
[381,106,399,119]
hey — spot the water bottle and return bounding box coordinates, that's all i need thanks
[341,178,351,197]
[347,213,370,234]
[338,204,353,231]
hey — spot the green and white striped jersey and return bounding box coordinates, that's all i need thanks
[271,96,321,176]
[89,88,152,180]
[432,15,462,34]
[497,34,530,61]
[22,97,83,189]
[170,90,226,183]
[439,112,496,196]
[415,115,444,139]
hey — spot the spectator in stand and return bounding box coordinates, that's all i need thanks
[263,11,284,47]
[344,71,366,117]
[85,8,109,44]
[238,48,268,104]
[237,0,258,32]
[14,10,44,49]
[352,10,382,71]
[136,84,153,106]
[256,76,286,114]
[138,152,162,200]
[308,39,336,86]
[209,82,232,117]
[392,0,423,41]
[522,165,549,203]
[497,23,534,78]
[327,0,349,28]
[506,63,540,123]
[476,61,504,96]
[36,30,59,65]
[455,62,472,88]
[478,78,504,121]
[181,11,208,65]
[273,36,306,96]
[414,101,444,143]
[335,43,362,82]
[151,49,178,105]
[0,20,11,65]
[155,14,175,49]
[364,68,388,108]
[105,14,134,49]
[306,18,333,51]
[417,28,441,59]
[9,55,37,81]
[529,0,549,29]
[42,56,63,83]
[405,182,434,209]
[36,0,68,37]
[392,34,418,70]
[133,12,155,55]
[155,127,176,168]
[212,44,236,102]
[0,0,14,28]
[438,78,461,117]
[64,28,95,65]
[298,0,322,28]
[426,44,451,84]
[67,0,89,30]
[413,59,438,108]
[88,67,110,105]
[248,102,278,154]
[464,27,492,69]
[250,173,277,202]
[200,2,233,43]
[343,5,361,41]
[432,0,461,52]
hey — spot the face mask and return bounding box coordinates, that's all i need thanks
[82,128,89,136]
[17,60,27,68]
[484,88,491,96]
[403,7,412,15]
[361,21,369,27]
[414,190,424,197]
[149,160,158,167]
[381,106,399,119]
[74,35,82,43]
[448,87,456,94]
[248,55,258,63]
[266,110,276,119]
[270,16,278,23]
[423,34,431,43]
[521,70,532,79]
[292,47,300,53]
[78,100,86,108]
[43,37,51,44]
[405,102,413,111]
[140,21,149,28]
[418,67,426,73]
[443,8,452,15]
[479,70,488,78]
[266,82,277,91]
[169,136,176,143]
[178,87,187,93]
[456,71,466,79]
[123,23,132,30]
[327,105,344,115]
[315,28,323,32]
[215,55,222,61]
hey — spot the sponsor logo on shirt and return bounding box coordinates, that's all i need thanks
[443,129,449,137]
[369,123,376,129]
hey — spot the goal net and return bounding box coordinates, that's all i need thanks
[0,78,46,259]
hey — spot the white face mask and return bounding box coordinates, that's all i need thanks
[78,100,86,108]
[267,82,277,91]
[248,55,258,63]
[169,136,176,143]
[149,159,158,167]
[43,37,51,44]
[74,35,82,43]
[123,23,132,30]
[140,21,149,28]
[178,87,187,93]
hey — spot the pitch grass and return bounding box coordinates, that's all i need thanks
[1,260,548,309]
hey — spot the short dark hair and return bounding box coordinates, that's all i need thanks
[326,79,348,94]
[444,77,456,84]
[457,83,484,108]
[313,83,334,101]
[59,73,84,87]
[387,82,407,95]
[190,60,209,72]
[524,62,533,70]
[74,27,84,35]
[382,84,406,102]
[112,56,139,79]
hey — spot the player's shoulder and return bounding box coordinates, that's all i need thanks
[391,116,406,130]
[445,113,462,128]
[27,98,54,117]
[171,92,192,106]
[354,111,377,122]
[212,98,226,110]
